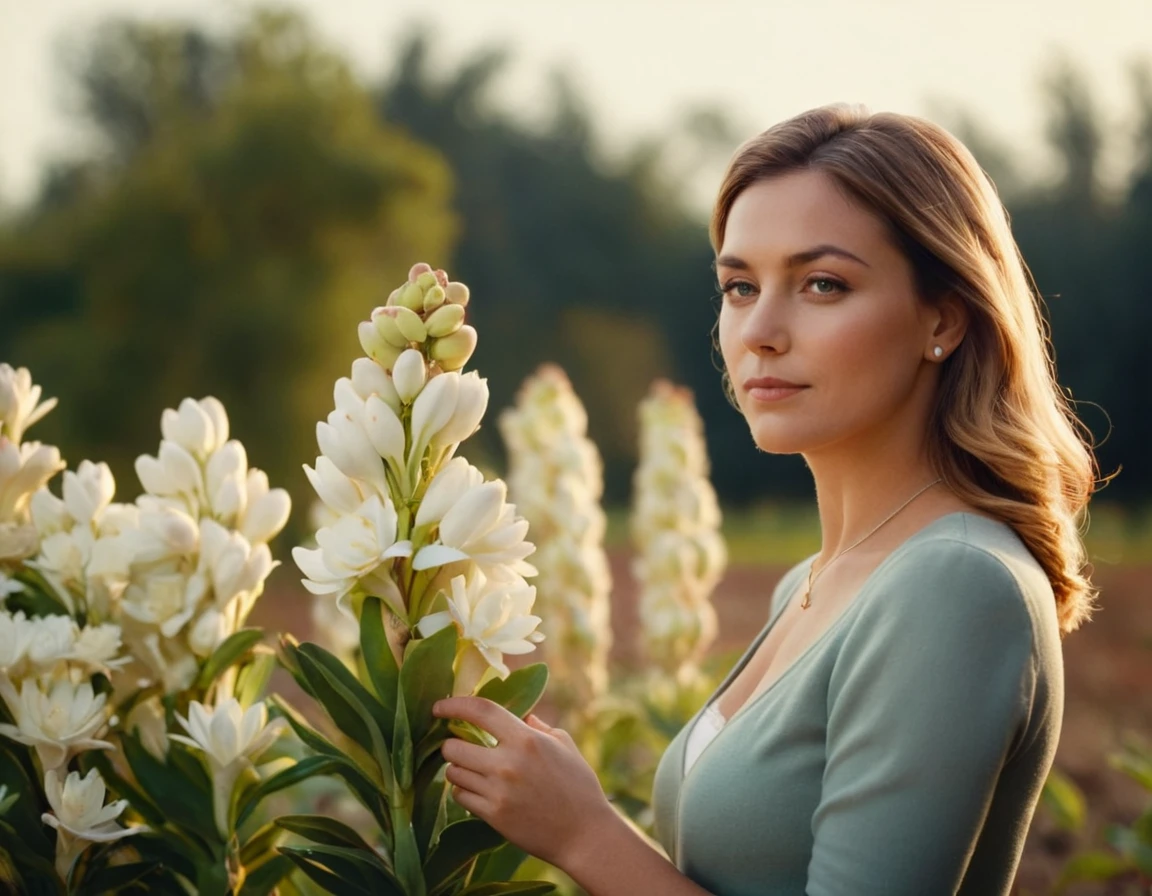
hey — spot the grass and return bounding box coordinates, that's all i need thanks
[606,501,1152,568]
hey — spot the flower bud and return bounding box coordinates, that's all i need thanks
[423,285,447,313]
[358,322,404,370]
[392,349,427,404]
[350,358,401,414]
[445,282,470,307]
[416,271,438,290]
[430,325,478,372]
[371,308,410,348]
[425,303,465,338]
[393,306,428,343]
[408,262,433,281]
[397,282,425,311]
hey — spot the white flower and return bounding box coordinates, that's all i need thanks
[419,572,543,689]
[161,398,219,459]
[205,441,248,522]
[292,495,412,613]
[414,458,484,529]
[316,403,389,498]
[392,349,427,404]
[303,455,371,517]
[0,570,23,603]
[42,767,144,842]
[42,767,146,879]
[349,357,400,413]
[124,503,199,564]
[171,698,284,835]
[134,441,204,508]
[236,469,290,546]
[62,461,115,527]
[71,623,125,669]
[412,479,536,581]
[0,364,57,445]
[0,609,33,672]
[188,607,229,657]
[197,519,275,611]
[0,439,65,526]
[25,614,78,670]
[0,678,112,770]
[119,571,200,636]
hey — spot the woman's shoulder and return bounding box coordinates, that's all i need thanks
[866,511,1060,651]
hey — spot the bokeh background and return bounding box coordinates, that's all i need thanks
[2,1,1150,893]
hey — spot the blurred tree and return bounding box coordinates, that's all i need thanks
[377,32,795,501]
[0,9,456,530]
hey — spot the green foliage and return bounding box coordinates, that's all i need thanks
[1047,736,1152,892]
[0,9,455,544]
[279,635,556,895]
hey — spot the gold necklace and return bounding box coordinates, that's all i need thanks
[800,477,943,610]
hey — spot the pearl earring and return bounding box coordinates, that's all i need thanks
[932,345,944,358]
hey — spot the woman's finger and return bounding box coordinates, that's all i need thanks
[450,783,489,818]
[434,696,524,742]
[441,736,501,774]
[445,763,491,797]
[524,713,552,733]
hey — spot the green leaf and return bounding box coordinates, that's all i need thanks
[391,801,426,896]
[413,759,448,858]
[74,861,166,896]
[275,814,378,853]
[235,651,277,708]
[1041,768,1086,832]
[297,643,393,770]
[120,735,217,844]
[459,884,557,896]
[1054,849,1134,892]
[278,844,399,894]
[236,755,343,828]
[400,624,457,747]
[240,821,284,866]
[0,818,59,889]
[279,849,373,896]
[424,818,505,895]
[196,628,265,690]
[393,685,414,795]
[476,664,549,720]
[237,854,295,896]
[468,842,530,885]
[361,596,400,722]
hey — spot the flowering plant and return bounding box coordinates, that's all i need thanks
[0,364,297,894]
[283,264,552,895]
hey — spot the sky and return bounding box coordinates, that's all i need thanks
[1,0,1150,209]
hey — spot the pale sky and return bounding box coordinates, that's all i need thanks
[1,0,1150,210]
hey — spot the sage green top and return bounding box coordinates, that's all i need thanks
[652,512,1063,896]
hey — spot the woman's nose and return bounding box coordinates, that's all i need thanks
[741,289,791,355]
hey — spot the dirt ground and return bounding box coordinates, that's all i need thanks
[252,555,1152,896]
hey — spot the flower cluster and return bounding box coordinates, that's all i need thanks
[115,397,290,694]
[631,380,727,682]
[295,263,542,694]
[0,364,65,566]
[0,367,144,879]
[499,364,612,718]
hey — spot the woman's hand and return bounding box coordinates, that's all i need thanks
[432,696,615,870]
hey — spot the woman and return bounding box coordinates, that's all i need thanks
[433,104,1098,895]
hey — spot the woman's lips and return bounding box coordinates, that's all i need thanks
[742,377,807,402]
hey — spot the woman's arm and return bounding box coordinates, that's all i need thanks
[807,538,1043,895]
[433,698,714,896]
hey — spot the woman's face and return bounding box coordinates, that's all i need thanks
[717,169,944,457]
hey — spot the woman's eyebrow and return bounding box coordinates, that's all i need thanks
[713,245,870,271]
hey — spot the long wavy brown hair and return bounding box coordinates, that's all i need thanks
[712,104,1099,635]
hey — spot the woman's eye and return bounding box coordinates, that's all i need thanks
[806,276,846,297]
[721,281,758,299]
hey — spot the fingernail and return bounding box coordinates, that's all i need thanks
[432,701,444,716]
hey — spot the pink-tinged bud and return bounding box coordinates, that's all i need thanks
[426,302,465,338]
[423,285,447,313]
[358,322,404,370]
[393,306,428,343]
[433,268,449,288]
[430,325,478,372]
[445,282,470,307]
[408,262,433,282]
[371,307,410,348]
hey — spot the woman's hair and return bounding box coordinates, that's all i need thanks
[713,104,1098,635]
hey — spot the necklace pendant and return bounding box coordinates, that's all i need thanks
[800,589,811,610]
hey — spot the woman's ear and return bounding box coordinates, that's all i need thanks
[927,292,969,360]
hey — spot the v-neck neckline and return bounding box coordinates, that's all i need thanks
[679,510,980,778]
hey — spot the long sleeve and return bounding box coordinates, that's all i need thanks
[807,538,1038,896]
